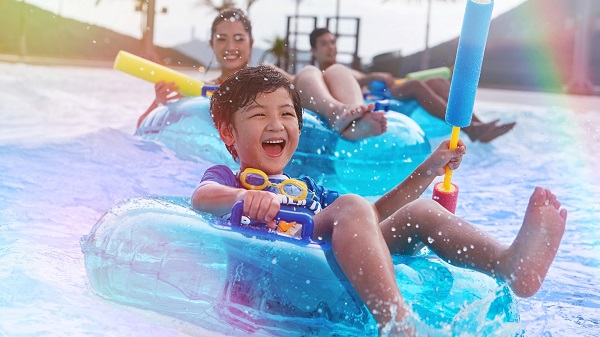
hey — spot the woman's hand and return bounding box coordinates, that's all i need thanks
[241,190,280,229]
[153,80,184,105]
[427,139,466,176]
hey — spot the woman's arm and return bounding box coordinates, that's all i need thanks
[136,81,184,127]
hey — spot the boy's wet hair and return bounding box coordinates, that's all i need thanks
[309,27,332,49]
[210,65,303,161]
[211,8,253,41]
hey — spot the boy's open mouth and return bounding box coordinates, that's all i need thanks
[262,139,285,156]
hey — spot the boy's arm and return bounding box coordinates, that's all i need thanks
[192,183,281,229]
[374,140,466,220]
[192,183,245,216]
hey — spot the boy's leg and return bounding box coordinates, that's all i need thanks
[379,187,566,298]
[313,194,412,333]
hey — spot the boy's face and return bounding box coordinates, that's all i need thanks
[219,87,300,175]
[312,32,337,69]
[210,19,253,75]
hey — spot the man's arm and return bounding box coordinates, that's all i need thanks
[348,68,395,88]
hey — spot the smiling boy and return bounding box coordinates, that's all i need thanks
[192,65,567,335]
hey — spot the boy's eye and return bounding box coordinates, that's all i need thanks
[234,35,245,41]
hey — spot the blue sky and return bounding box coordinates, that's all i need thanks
[27,0,526,62]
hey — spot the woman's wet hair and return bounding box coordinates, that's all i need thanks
[210,65,303,161]
[211,8,253,41]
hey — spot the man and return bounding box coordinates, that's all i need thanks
[300,28,515,142]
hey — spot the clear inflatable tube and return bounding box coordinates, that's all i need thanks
[81,197,519,335]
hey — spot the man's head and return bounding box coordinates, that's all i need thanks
[210,65,303,174]
[309,28,337,70]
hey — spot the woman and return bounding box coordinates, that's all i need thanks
[138,8,260,127]
[137,9,384,140]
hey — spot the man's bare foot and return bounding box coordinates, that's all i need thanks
[478,122,516,143]
[501,187,567,297]
[330,103,375,132]
[463,120,498,141]
[341,111,387,140]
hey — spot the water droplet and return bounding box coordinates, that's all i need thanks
[427,237,435,244]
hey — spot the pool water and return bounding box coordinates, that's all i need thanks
[0,62,598,336]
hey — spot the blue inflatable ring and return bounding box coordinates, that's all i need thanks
[135,97,431,195]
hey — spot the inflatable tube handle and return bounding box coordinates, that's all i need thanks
[230,201,315,241]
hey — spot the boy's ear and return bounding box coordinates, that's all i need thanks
[218,123,235,145]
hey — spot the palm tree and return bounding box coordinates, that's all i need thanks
[95,0,158,60]
[195,0,261,13]
[261,35,287,68]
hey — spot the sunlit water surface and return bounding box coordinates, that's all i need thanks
[0,63,598,336]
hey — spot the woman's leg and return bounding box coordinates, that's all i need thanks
[390,79,498,141]
[423,77,520,142]
[378,187,566,298]
[390,79,447,121]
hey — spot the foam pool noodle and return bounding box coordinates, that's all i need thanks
[113,50,204,97]
[432,0,494,214]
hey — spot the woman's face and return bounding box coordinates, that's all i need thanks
[210,19,253,77]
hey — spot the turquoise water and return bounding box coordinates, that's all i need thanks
[0,62,598,336]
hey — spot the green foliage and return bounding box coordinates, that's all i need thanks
[0,0,202,66]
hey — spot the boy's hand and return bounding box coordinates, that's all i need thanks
[428,139,467,176]
[241,190,280,229]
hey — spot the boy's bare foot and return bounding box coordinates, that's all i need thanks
[502,187,567,297]
[341,111,387,140]
[463,120,498,141]
[478,122,516,143]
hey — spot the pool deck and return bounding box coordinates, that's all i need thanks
[2,54,599,111]
[477,87,600,112]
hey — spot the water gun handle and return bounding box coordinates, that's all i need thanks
[113,50,205,97]
[230,201,315,241]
